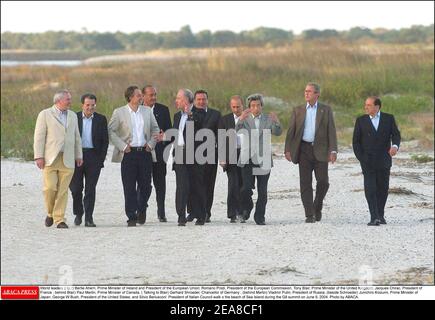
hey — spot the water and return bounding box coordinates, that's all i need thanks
[1,60,82,67]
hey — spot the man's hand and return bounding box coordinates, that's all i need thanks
[329,152,337,164]
[219,161,227,169]
[239,108,251,121]
[124,144,131,153]
[389,146,398,157]
[269,112,279,123]
[154,130,165,142]
[76,159,83,167]
[284,151,292,162]
[145,144,152,152]
[35,158,45,169]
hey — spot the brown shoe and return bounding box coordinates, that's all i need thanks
[137,212,146,225]
[127,220,137,227]
[45,216,54,227]
[57,222,69,229]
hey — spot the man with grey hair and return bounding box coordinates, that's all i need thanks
[236,93,282,225]
[34,89,83,229]
[284,82,338,223]
[172,89,206,226]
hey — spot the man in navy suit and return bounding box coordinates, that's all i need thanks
[137,85,172,222]
[353,96,401,226]
[69,93,109,227]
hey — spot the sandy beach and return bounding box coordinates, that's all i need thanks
[1,144,433,285]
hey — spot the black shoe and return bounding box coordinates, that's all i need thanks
[205,216,211,223]
[45,216,54,227]
[178,217,186,226]
[379,218,387,225]
[367,219,381,226]
[230,217,237,223]
[242,210,250,221]
[186,214,194,222]
[256,220,266,225]
[74,215,82,226]
[159,216,167,222]
[315,211,322,222]
[137,211,146,225]
[57,222,69,229]
[305,216,316,223]
[85,221,96,227]
[127,220,137,227]
[195,219,205,225]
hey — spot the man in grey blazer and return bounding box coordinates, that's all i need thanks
[34,89,83,229]
[236,93,282,225]
[108,86,160,227]
[284,82,337,223]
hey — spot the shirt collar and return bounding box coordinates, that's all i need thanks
[82,112,94,119]
[306,101,318,109]
[369,111,380,119]
[54,105,67,115]
[128,104,140,114]
[251,113,262,119]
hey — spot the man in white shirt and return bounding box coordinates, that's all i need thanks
[108,86,160,227]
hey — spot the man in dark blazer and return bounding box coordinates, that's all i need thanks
[284,82,337,223]
[69,93,109,227]
[172,89,207,226]
[353,96,401,226]
[218,95,244,223]
[186,90,221,223]
[137,85,172,222]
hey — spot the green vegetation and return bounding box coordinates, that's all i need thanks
[1,24,433,53]
[411,154,434,163]
[1,42,433,160]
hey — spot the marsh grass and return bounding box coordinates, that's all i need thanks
[1,43,433,160]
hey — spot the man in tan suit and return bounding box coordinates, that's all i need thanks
[108,85,160,227]
[284,83,337,223]
[34,89,83,229]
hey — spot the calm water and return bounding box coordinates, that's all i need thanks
[1,60,82,67]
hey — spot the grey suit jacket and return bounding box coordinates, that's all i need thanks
[284,102,337,164]
[235,113,282,169]
[108,104,160,163]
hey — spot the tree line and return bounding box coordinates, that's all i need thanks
[1,25,433,51]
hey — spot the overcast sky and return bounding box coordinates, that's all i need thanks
[1,1,434,34]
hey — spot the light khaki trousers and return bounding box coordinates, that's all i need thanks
[43,153,74,225]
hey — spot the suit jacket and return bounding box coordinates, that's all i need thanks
[284,102,337,164]
[76,111,109,168]
[108,104,160,163]
[218,113,239,167]
[151,102,172,163]
[198,107,221,160]
[172,106,206,166]
[353,112,401,169]
[34,106,82,168]
[235,113,282,168]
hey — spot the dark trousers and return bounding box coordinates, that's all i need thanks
[226,164,243,218]
[69,149,102,222]
[174,164,206,221]
[362,166,390,221]
[204,163,218,216]
[137,160,167,218]
[187,163,216,217]
[121,151,152,221]
[298,142,329,217]
[240,164,270,223]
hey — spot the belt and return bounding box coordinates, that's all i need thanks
[301,140,314,145]
[130,146,146,152]
[82,148,94,152]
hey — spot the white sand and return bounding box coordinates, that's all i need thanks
[1,145,433,285]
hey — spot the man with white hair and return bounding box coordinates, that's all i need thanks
[34,89,83,229]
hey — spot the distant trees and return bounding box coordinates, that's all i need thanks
[1,24,433,51]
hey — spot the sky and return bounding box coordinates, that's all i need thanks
[1,1,434,34]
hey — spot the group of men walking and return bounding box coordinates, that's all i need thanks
[33,82,401,228]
